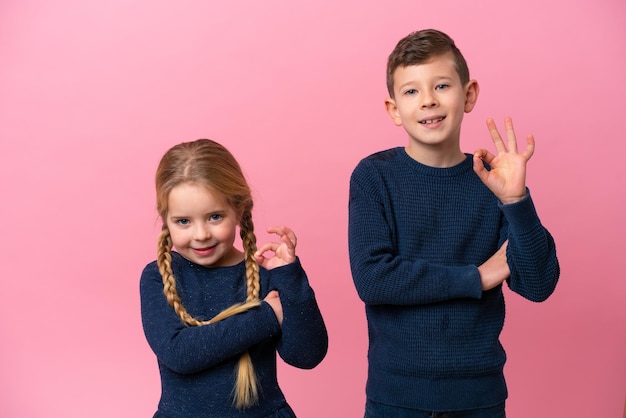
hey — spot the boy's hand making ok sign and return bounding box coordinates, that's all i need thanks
[473,117,535,205]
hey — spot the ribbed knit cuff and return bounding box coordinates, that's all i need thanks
[498,188,540,234]
[448,265,483,300]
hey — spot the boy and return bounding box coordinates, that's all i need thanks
[348,29,559,417]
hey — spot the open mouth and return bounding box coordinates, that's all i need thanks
[419,116,445,125]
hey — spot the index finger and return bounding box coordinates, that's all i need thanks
[256,241,280,256]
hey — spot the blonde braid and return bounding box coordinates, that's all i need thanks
[240,209,261,302]
[157,226,208,327]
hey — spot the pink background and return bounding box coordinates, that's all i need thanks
[1,1,624,417]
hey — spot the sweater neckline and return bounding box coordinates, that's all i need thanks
[172,251,246,271]
[397,147,474,177]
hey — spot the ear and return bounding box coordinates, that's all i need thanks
[464,80,479,113]
[385,98,403,126]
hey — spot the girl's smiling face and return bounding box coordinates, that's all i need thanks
[166,182,243,267]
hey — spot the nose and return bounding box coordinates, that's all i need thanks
[193,224,210,241]
[420,90,437,108]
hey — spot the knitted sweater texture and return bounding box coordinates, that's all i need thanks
[348,148,559,411]
[140,253,328,417]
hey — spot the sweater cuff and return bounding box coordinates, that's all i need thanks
[259,300,282,336]
[498,188,541,234]
[267,257,313,303]
[448,266,483,300]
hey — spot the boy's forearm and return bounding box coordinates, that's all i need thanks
[350,254,483,305]
[506,229,559,302]
[500,192,560,301]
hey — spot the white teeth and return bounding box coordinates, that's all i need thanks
[420,117,443,124]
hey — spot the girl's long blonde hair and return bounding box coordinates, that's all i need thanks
[155,139,261,409]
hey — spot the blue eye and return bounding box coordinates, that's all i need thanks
[176,219,190,226]
[404,89,417,95]
[435,84,449,90]
[209,214,223,222]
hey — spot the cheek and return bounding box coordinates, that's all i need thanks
[167,227,188,248]
[218,223,239,242]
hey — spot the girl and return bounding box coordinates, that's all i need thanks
[140,139,328,417]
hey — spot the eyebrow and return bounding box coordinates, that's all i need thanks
[169,209,226,219]
[399,75,455,88]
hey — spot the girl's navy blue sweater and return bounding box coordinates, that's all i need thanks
[140,253,328,417]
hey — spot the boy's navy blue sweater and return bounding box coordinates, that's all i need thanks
[348,148,559,411]
[140,253,328,417]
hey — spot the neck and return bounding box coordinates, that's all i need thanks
[220,247,245,267]
[405,143,465,168]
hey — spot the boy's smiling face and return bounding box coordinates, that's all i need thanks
[385,51,479,164]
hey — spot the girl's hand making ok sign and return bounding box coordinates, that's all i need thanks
[254,225,297,270]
